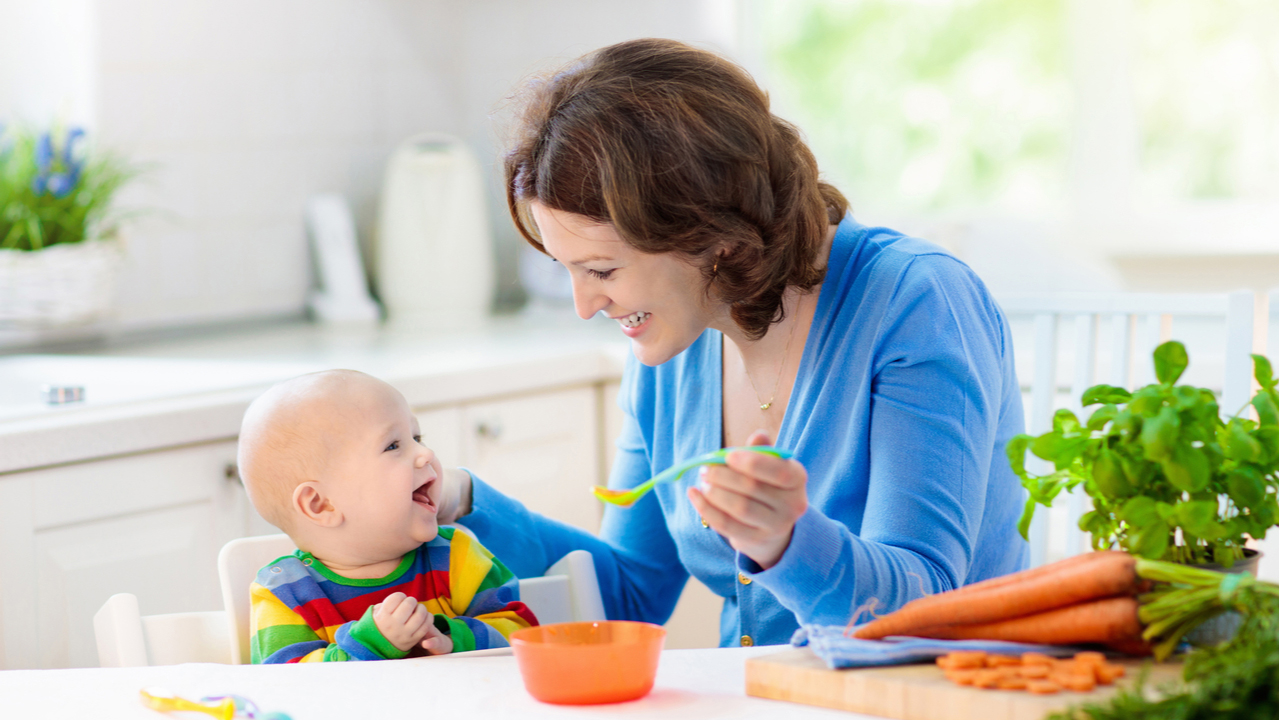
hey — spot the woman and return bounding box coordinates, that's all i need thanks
[439,38,1028,647]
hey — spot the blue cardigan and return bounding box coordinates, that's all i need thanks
[459,217,1029,647]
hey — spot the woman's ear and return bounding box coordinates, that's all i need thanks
[293,482,342,528]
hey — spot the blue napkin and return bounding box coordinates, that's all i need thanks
[791,624,1082,670]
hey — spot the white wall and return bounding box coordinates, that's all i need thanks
[94,0,463,328]
[0,0,742,332]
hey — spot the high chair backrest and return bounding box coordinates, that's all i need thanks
[94,593,231,667]
[217,532,606,663]
[218,533,297,665]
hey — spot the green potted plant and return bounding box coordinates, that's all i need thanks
[0,124,139,327]
[1010,341,1278,569]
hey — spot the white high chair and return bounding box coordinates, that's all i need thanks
[216,531,605,665]
[94,594,231,667]
[97,532,605,667]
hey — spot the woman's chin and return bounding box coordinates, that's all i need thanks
[630,337,681,367]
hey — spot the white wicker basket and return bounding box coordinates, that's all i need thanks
[0,239,124,328]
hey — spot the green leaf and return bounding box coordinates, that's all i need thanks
[1081,384,1132,406]
[1031,432,1062,462]
[1127,521,1170,559]
[1006,434,1032,478]
[1175,500,1225,539]
[1092,447,1132,498]
[1052,409,1082,436]
[1140,406,1180,461]
[1127,387,1167,416]
[1120,496,1159,527]
[1251,391,1278,427]
[1252,354,1276,392]
[1017,497,1038,540]
[1086,405,1118,431]
[1161,444,1210,493]
[1222,421,1263,462]
[1153,341,1188,385]
[1228,468,1265,506]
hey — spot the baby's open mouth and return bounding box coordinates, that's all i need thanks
[412,479,435,510]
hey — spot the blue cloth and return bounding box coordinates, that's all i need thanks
[792,624,1078,669]
[459,216,1029,648]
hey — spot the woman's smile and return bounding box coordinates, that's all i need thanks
[614,310,652,335]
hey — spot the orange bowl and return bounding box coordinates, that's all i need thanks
[510,621,666,704]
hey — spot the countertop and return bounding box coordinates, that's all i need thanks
[0,646,858,720]
[0,312,630,474]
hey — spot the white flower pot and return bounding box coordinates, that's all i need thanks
[0,239,124,328]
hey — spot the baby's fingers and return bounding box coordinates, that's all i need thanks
[388,595,421,624]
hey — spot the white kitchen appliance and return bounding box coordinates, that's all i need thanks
[376,133,495,327]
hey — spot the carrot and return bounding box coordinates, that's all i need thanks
[852,552,1139,640]
[904,596,1143,646]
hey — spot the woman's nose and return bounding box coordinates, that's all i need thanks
[571,277,609,320]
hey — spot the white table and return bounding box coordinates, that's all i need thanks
[0,647,867,719]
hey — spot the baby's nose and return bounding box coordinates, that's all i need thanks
[415,454,427,468]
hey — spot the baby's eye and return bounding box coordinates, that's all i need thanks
[586,268,614,280]
[385,441,400,452]
[413,435,422,444]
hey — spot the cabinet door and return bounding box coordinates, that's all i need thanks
[35,503,221,668]
[0,441,243,669]
[462,387,601,533]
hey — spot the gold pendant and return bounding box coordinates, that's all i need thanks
[760,402,771,410]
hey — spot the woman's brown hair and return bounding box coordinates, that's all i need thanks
[505,38,848,340]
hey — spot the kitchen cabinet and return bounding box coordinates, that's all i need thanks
[0,441,253,669]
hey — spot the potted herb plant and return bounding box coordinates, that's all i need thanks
[0,125,139,327]
[1010,341,1278,570]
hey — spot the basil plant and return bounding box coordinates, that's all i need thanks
[1010,341,1279,566]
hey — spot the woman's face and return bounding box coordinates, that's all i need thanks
[530,202,719,366]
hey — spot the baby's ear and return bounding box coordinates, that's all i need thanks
[293,482,342,527]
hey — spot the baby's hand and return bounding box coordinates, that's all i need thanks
[373,592,430,652]
[419,620,454,656]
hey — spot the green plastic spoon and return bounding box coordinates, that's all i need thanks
[592,446,795,508]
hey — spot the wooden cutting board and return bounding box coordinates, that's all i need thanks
[745,648,1183,720]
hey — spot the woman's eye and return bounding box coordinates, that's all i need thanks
[385,441,399,452]
[586,268,614,280]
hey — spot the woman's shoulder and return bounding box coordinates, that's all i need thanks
[830,218,995,309]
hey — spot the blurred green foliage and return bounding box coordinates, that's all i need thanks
[0,125,138,252]
[763,0,1277,213]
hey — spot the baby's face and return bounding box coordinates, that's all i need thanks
[320,380,442,559]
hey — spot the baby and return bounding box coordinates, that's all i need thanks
[237,369,536,663]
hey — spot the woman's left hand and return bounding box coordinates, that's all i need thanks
[686,431,809,570]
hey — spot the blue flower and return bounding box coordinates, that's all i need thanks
[62,127,85,173]
[46,171,79,198]
[35,132,53,171]
[31,174,48,195]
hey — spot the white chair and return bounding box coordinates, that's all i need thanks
[998,290,1258,568]
[218,532,605,664]
[94,593,230,667]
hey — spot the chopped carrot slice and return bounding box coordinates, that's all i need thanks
[1027,680,1062,694]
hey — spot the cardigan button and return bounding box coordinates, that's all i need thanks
[738,573,752,585]
[740,635,754,647]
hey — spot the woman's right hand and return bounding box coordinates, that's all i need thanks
[435,468,473,525]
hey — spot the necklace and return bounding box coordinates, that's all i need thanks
[744,301,801,411]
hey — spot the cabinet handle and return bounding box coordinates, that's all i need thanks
[224,463,242,484]
[475,420,503,440]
